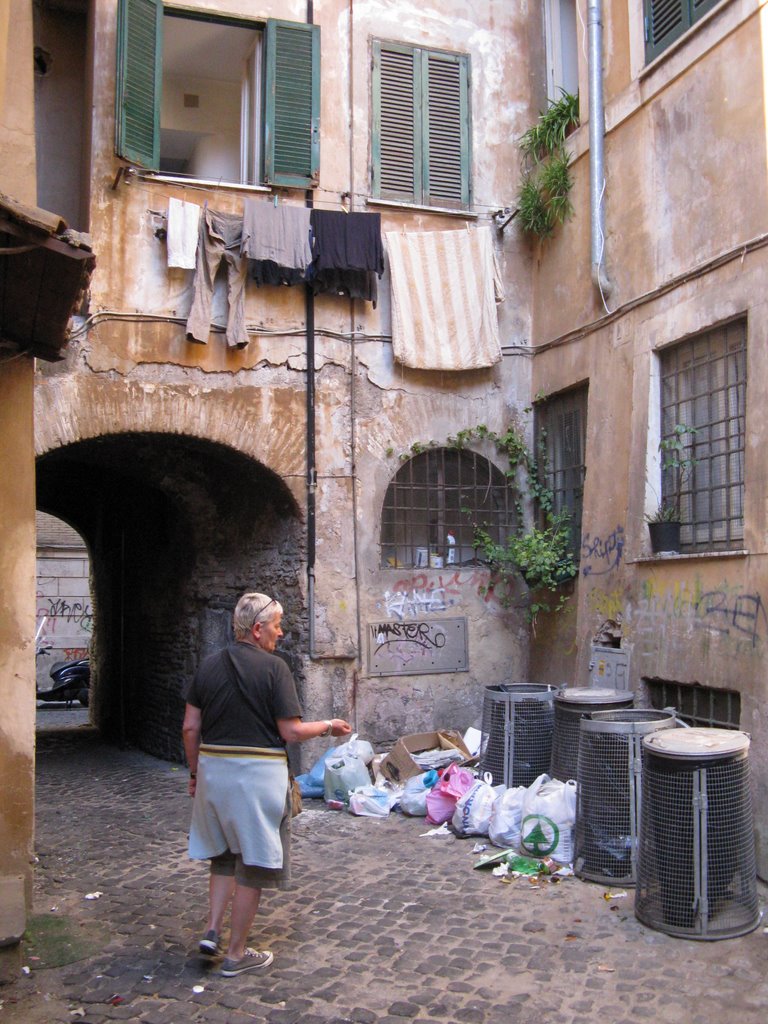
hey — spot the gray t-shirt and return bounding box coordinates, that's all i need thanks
[184,641,302,747]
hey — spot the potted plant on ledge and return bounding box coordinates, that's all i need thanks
[645,424,698,554]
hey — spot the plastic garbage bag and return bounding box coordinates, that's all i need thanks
[295,746,338,798]
[332,732,375,766]
[348,784,394,817]
[425,763,476,825]
[488,785,527,849]
[324,751,371,805]
[452,774,500,836]
[520,773,577,864]
[399,770,439,816]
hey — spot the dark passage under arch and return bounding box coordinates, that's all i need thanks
[36,432,304,761]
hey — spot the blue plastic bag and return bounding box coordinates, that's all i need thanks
[295,746,337,798]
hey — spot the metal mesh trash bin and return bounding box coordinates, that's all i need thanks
[477,683,560,788]
[635,728,760,940]
[550,688,634,782]
[574,709,677,885]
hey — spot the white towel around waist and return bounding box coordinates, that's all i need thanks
[189,745,289,868]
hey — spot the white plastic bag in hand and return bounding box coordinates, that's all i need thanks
[332,732,375,765]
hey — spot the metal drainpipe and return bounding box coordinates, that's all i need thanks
[348,0,362,723]
[306,1,317,659]
[587,0,613,298]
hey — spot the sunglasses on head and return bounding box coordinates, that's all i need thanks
[254,597,276,624]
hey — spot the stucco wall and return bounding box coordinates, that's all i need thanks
[34,0,538,759]
[0,0,42,969]
[0,358,36,943]
[528,0,768,876]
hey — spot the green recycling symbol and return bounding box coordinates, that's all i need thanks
[521,813,560,856]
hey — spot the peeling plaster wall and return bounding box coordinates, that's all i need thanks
[528,1,768,876]
[0,0,41,967]
[33,0,540,758]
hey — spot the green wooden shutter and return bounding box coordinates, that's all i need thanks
[691,0,721,23]
[645,0,721,63]
[424,51,470,208]
[372,42,420,203]
[263,20,320,188]
[645,0,687,62]
[115,0,162,167]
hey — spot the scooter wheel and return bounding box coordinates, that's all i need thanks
[77,689,89,708]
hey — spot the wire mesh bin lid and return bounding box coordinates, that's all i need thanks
[582,708,677,736]
[556,687,634,706]
[642,727,750,760]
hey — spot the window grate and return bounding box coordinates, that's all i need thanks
[659,319,746,552]
[535,386,588,560]
[380,449,515,569]
[646,680,740,729]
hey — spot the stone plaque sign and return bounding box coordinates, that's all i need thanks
[367,617,468,676]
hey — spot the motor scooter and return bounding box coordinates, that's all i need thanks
[35,628,90,708]
[39,657,90,708]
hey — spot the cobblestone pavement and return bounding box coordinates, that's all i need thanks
[3,728,768,1024]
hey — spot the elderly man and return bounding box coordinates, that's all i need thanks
[182,592,351,976]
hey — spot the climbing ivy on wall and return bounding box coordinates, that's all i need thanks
[389,420,577,624]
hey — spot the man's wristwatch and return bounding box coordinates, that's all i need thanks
[320,720,333,737]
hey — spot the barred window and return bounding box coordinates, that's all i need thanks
[380,448,514,569]
[535,386,587,558]
[646,679,740,729]
[659,319,746,552]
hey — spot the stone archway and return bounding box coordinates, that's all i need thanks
[36,432,304,760]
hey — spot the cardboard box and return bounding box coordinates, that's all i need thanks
[379,730,474,783]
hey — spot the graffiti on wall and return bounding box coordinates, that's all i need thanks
[368,617,468,676]
[381,568,505,621]
[581,525,624,576]
[591,577,767,653]
[63,647,89,660]
[36,594,94,634]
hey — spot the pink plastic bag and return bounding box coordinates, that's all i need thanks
[425,763,476,825]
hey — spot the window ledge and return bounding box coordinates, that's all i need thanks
[366,197,479,219]
[127,168,273,195]
[630,549,748,565]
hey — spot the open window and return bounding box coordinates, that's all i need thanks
[115,0,319,188]
[544,0,579,102]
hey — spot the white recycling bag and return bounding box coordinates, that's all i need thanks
[488,785,527,850]
[519,773,577,864]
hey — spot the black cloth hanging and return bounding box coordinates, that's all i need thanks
[310,210,384,273]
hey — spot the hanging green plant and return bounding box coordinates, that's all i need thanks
[516,91,579,239]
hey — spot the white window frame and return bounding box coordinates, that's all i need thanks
[544,0,580,102]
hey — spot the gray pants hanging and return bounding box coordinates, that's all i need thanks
[186,209,248,349]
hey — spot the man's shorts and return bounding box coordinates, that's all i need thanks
[209,800,291,890]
